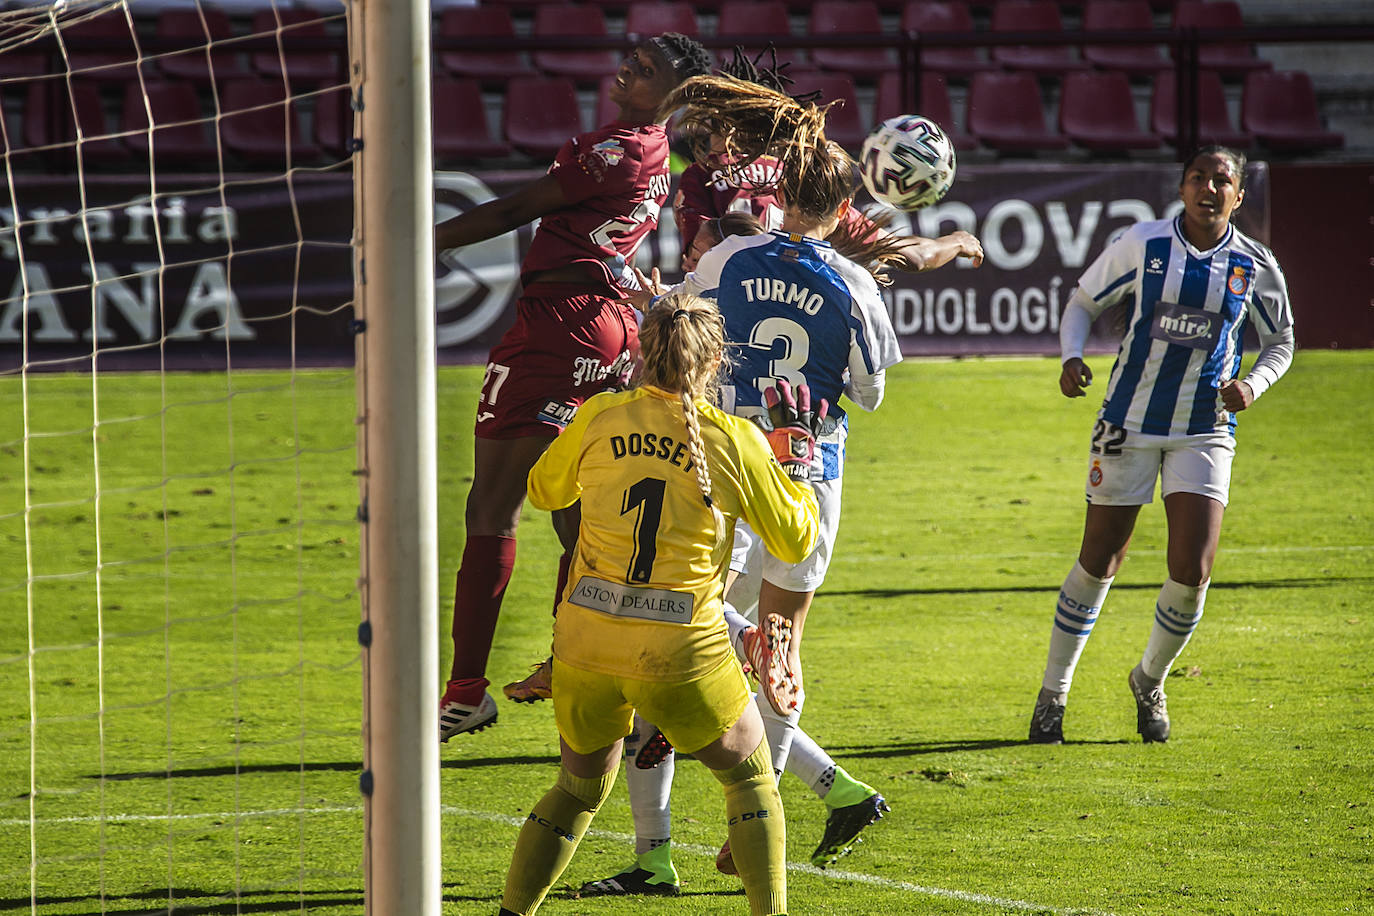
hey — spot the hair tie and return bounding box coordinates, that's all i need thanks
[672,308,689,321]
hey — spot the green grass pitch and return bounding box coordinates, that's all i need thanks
[1,351,1371,915]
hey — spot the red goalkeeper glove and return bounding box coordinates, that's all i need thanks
[754,379,831,482]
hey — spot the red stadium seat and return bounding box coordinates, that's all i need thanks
[966,71,1070,152]
[62,6,143,84]
[1150,69,1251,148]
[624,2,700,39]
[1171,1,1272,77]
[250,9,341,87]
[875,71,975,151]
[435,6,533,83]
[503,76,583,159]
[784,70,867,151]
[900,2,996,77]
[531,5,619,83]
[1059,70,1161,151]
[123,80,218,169]
[1241,70,1343,153]
[313,82,355,161]
[989,0,1092,75]
[717,1,805,71]
[808,1,894,79]
[156,8,254,85]
[1081,0,1170,75]
[20,80,128,167]
[218,78,320,165]
[433,77,511,164]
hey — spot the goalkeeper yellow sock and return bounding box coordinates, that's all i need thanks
[711,740,787,916]
[501,766,616,915]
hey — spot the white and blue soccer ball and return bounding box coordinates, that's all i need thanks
[859,115,957,212]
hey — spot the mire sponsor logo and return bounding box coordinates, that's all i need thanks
[1149,302,1222,351]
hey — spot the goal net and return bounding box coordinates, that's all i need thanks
[0,0,432,910]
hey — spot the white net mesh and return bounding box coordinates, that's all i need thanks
[0,1,364,910]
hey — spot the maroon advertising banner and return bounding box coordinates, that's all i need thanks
[1,163,1268,371]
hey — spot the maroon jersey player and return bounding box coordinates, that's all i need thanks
[435,34,712,741]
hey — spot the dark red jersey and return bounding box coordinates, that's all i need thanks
[673,156,878,254]
[522,121,673,292]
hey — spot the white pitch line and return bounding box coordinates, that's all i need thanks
[3,803,1111,915]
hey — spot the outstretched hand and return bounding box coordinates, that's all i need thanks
[618,267,665,313]
[752,380,834,481]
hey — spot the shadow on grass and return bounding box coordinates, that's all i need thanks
[824,575,1373,599]
[825,737,1132,758]
[0,887,361,913]
[92,755,557,781]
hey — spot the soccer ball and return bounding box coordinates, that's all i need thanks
[859,115,957,211]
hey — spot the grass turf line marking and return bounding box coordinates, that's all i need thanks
[2,804,1110,914]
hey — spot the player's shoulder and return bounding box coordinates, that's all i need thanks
[697,400,764,449]
[571,122,666,173]
[1226,224,1281,267]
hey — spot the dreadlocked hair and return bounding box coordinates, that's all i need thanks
[718,45,823,105]
[652,32,713,83]
[659,74,831,193]
[637,293,729,543]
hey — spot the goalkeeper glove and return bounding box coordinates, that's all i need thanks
[754,379,832,482]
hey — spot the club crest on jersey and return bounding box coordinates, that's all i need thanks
[578,139,625,181]
[1149,301,1222,351]
[1089,461,1103,487]
[1227,267,1248,296]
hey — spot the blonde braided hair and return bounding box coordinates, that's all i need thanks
[638,293,729,543]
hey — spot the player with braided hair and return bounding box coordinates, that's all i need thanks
[497,293,818,916]
[434,34,712,739]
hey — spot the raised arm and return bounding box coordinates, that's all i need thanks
[434,173,568,253]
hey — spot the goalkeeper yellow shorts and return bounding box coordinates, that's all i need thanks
[553,652,751,756]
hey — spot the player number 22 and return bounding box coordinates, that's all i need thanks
[1090,419,1127,456]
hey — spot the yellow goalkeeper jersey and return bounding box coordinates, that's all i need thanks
[528,385,819,683]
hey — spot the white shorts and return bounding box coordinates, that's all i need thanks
[730,476,842,594]
[1083,426,1235,507]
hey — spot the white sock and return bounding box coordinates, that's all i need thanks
[1042,560,1115,698]
[756,689,803,781]
[622,714,674,855]
[785,726,837,798]
[723,600,752,658]
[1140,578,1208,683]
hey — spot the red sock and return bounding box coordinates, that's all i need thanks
[551,552,572,618]
[448,534,517,683]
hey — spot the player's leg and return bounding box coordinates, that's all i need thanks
[1032,430,1158,743]
[500,736,620,916]
[441,432,555,739]
[1128,436,1231,742]
[578,714,681,897]
[503,505,580,704]
[786,727,889,867]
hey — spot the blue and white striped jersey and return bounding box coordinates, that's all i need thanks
[676,230,902,480]
[1072,215,1294,437]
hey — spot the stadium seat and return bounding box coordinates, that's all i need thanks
[502,75,583,159]
[313,82,355,160]
[1150,69,1251,148]
[808,1,894,79]
[1081,0,1170,75]
[783,70,867,151]
[218,78,320,165]
[250,9,342,87]
[990,0,1092,75]
[624,2,700,38]
[433,77,511,164]
[717,1,805,71]
[1241,70,1343,153]
[1059,70,1161,151]
[875,71,975,151]
[155,8,254,85]
[25,80,129,168]
[966,71,1071,152]
[1171,1,1272,77]
[62,6,144,84]
[531,5,619,83]
[899,2,996,78]
[123,80,218,169]
[435,6,533,83]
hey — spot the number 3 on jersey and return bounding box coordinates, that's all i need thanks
[748,316,810,396]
